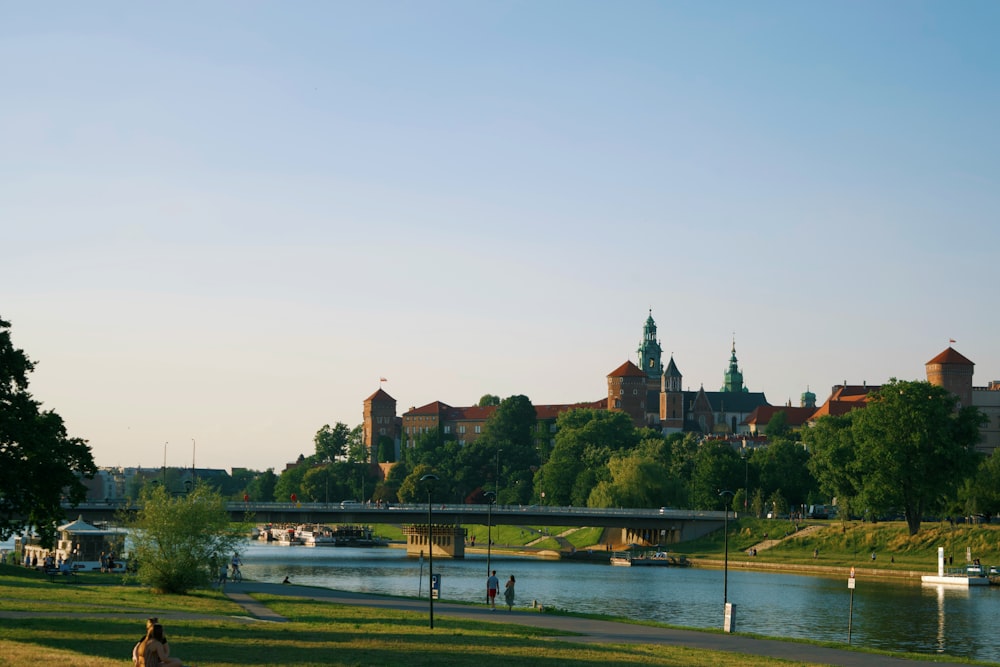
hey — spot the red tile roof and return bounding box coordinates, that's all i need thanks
[926,347,975,366]
[608,360,645,377]
[743,406,817,427]
[809,385,880,419]
[364,388,395,402]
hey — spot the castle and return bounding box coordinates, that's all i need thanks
[362,311,772,460]
[362,312,1000,462]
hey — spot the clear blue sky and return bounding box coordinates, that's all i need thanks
[2,2,998,472]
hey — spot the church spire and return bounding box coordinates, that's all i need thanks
[721,336,745,393]
[637,310,662,382]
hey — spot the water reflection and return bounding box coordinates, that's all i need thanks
[240,542,1000,663]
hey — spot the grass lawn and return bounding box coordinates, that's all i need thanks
[0,565,843,667]
[674,517,1000,573]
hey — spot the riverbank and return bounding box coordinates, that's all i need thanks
[0,565,983,667]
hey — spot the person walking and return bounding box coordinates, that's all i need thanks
[504,574,516,611]
[486,570,499,610]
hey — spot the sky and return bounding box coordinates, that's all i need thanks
[2,2,998,473]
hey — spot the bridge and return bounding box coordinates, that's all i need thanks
[63,501,727,558]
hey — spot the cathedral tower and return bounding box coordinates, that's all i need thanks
[637,310,663,390]
[721,339,746,393]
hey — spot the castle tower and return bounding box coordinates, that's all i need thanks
[637,310,663,390]
[608,360,647,428]
[926,346,974,409]
[363,388,397,463]
[801,386,817,409]
[721,339,745,393]
[660,356,684,432]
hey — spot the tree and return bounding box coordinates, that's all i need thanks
[314,423,352,462]
[764,411,791,439]
[475,395,539,504]
[807,379,985,535]
[124,483,246,594]
[959,449,1000,519]
[0,317,96,545]
[533,408,637,506]
[803,413,858,512]
[689,441,743,510]
[244,469,277,502]
[754,440,816,510]
[346,424,368,463]
[588,449,671,508]
[478,394,501,407]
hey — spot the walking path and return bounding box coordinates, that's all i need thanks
[216,581,974,667]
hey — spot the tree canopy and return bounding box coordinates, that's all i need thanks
[806,379,985,534]
[0,317,96,545]
[124,483,247,594]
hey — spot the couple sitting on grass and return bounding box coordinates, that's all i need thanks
[132,617,192,667]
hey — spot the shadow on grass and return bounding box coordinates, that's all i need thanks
[1,612,694,667]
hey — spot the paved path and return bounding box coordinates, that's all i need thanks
[222,582,977,667]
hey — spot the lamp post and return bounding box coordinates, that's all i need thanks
[483,491,496,603]
[162,441,168,486]
[719,489,735,632]
[742,451,749,512]
[420,473,439,629]
[495,449,502,502]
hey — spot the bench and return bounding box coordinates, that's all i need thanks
[45,568,79,583]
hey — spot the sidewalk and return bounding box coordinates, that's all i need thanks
[228,582,976,667]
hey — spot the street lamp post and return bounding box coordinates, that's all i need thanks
[420,473,439,629]
[495,449,502,501]
[483,491,496,603]
[742,452,749,512]
[719,489,735,632]
[162,441,168,486]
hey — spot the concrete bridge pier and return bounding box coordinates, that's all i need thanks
[403,524,467,559]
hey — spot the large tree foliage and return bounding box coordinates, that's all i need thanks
[125,484,246,594]
[958,449,1000,519]
[807,379,984,535]
[753,440,816,510]
[314,422,352,462]
[0,317,96,544]
[533,409,638,506]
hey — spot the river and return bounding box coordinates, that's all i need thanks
[239,542,1000,664]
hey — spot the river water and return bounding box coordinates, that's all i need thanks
[240,542,1000,664]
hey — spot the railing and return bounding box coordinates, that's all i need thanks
[66,500,725,520]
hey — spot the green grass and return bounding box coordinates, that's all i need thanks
[674,517,1000,573]
[0,565,843,667]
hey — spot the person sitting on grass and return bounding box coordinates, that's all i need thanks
[137,622,185,667]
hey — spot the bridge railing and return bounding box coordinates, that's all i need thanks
[63,501,726,520]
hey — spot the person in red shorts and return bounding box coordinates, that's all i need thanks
[486,570,499,610]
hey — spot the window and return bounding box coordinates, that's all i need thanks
[443,425,451,434]
[614,399,621,408]
[458,425,466,434]
[549,423,557,433]
[475,425,481,434]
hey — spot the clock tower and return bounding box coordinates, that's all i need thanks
[637,310,663,388]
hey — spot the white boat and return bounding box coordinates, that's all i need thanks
[295,524,336,546]
[921,547,990,587]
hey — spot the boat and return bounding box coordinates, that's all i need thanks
[274,528,301,546]
[610,549,690,567]
[330,525,388,547]
[922,547,989,587]
[295,524,336,546]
